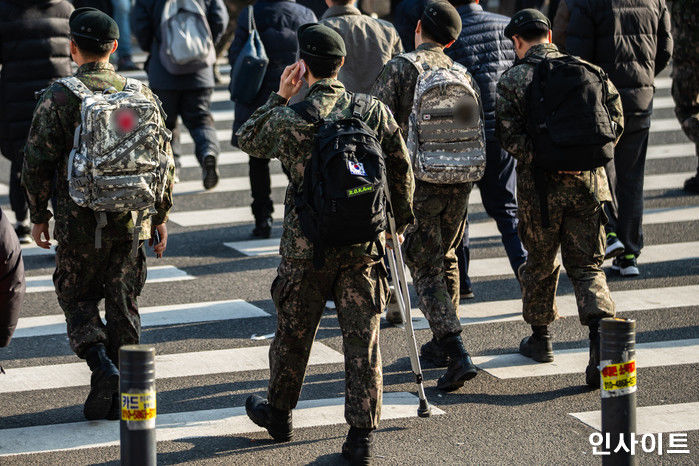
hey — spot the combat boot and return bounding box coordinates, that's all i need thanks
[519,326,554,362]
[245,395,293,442]
[84,344,120,420]
[436,335,478,391]
[420,337,450,367]
[341,427,374,466]
[106,393,121,421]
[586,320,601,388]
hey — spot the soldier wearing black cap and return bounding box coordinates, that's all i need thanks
[495,9,622,387]
[22,7,173,420]
[237,23,414,464]
[371,1,482,392]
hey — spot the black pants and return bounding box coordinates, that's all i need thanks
[1,140,28,223]
[151,88,220,165]
[249,156,274,220]
[457,140,527,287]
[604,125,650,257]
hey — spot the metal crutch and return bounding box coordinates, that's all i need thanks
[384,189,431,418]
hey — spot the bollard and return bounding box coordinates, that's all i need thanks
[120,345,157,466]
[600,318,637,465]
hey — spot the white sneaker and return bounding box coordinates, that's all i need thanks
[605,234,625,259]
[612,255,639,276]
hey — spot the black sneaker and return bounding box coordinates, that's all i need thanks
[420,337,450,367]
[612,254,639,276]
[14,221,31,245]
[519,331,554,363]
[605,233,625,259]
[684,174,699,194]
[202,154,219,190]
[245,395,293,442]
[252,217,272,238]
[460,284,475,300]
[342,427,374,466]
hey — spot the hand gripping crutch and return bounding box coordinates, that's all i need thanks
[384,187,431,418]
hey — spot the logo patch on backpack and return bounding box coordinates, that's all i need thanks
[348,161,367,176]
[347,185,374,198]
[113,108,139,135]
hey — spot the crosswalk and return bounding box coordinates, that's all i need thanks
[0,59,696,462]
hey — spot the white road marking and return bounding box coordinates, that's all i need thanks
[0,342,343,394]
[646,143,696,159]
[179,128,232,146]
[174,173,289,196]
[0,392,443,457]
[0,183,8,195]
[650,118,682,132]
[643,172,694,190]
[652,96,674,109]
[570,402,699,434]
[472,338,699,379]
[654,77,672,89]
[406,284,699,329]
[13,300,268,339]
[169,204,285,227]
[25,265,194,293]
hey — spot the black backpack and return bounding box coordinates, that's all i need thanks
[291,93,387,266]
[525,54,617,171]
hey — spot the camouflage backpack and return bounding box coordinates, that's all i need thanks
[401,52,486,184]
[58,77,173,254]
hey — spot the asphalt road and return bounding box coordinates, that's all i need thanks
[0,58,697,465]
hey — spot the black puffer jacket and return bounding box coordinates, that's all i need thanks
[565,0,672,124]
[0,207,25,348]
[393,0,425,52]
[445,3,515,141]
[228,0,316,145]
[0,0,73,161]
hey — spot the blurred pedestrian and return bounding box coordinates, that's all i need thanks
[132,0,228,189]
[446,0,527,299]
[0,207,25,350]
[229,0,316,238]
[0,0,73,244]
[393,0,425,51]
[111,0,138,70]
[298,0,328,17]
[562,0,673,276]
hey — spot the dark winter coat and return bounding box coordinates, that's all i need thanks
[132,0,228,90]
[228,0,316,145]
[393,0,425,52]
[0,0,73,161]
[565,0,673,126]
[445,3,515,141]
[0,207,25,347]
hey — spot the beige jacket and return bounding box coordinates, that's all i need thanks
[320,5,403,94]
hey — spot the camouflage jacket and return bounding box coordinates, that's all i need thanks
[495,43,624,202]
[670,0,699,63]
[236,78,415,260]
[370,42,461,136]
[22,62,174,245]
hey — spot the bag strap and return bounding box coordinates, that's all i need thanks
[290,100,322,125]
[58,77,93,101]
[247,5,257,31]
[398,51,430,74]
[123,77,143,94]
[351,93,372,120]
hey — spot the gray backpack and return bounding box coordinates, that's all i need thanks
[59,77,173,254]
[159,0,215,75]
[401,52,486,184]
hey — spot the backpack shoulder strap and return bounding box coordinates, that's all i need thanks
[58,77,93,100]
[290,100,322,125]
[397,51,430,74]
[351,93,373,120]
[123,77,143,93]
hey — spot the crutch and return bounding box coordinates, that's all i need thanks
[384,188,431,418]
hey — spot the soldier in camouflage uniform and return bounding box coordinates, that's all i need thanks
[495,9,620,388]
[236,24,413,463]
[371,1,479,392]
[670,0,699,193]
[22,8,173,420]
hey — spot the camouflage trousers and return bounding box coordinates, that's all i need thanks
[54,240,147,361]
[403,180,473,340]
[268,254,389,429]
[672,59,699,144]
[517,175,615,326]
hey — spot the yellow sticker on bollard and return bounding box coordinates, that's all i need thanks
[121,391,157,421]
[601,360,637,397]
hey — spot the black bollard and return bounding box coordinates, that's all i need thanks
[120,345,157,466]
[600,318,637,465]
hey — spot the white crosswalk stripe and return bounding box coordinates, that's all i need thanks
[570,402,699,434]
[26,265,194,293]
[0,392,443,457]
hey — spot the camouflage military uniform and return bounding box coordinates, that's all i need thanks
[670,0,699,144]
[236,79,414,429]
[495,43,619,326]
[23,62,174,360]
[371,43,475,339]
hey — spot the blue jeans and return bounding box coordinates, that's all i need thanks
[112,0,133,58]
[457,140,527,288]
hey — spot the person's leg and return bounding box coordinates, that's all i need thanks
[441,183,473,312]
[455,224,473,298]
[111,0,136,69]
[249,156,274,237]
[671,59,699,192]
[151,88,181,158]
[479,141,527,274]
[612,126,649,261]
[8,147,30,242]
[180,88,220,189]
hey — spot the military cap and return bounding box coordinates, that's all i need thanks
[421,1,462,45]
[504,8,551,39]
[297,23,346,58]
[69,7,119,42]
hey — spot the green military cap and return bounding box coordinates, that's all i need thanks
[504,8,551,39]
[297,23,346,58]
[421,1,462,45]
[69,7,120,42]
